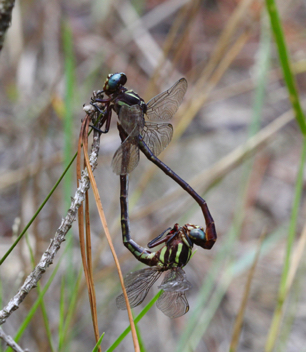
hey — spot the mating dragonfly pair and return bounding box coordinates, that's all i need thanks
[90,73,217,318]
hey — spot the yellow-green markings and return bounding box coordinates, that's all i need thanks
[175,243,183,265]
[159,247,167,264]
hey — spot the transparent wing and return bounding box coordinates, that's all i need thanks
[156,291,189,318]
[158,267,191,292]
[156,268,191,318]
[111,133,139,175]
[112,104,145,175]
[116,267,162,310]
[142,122,173,156]
[146,78,187,121]
[118,104,145,135]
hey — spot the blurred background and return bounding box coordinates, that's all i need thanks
[0,0,306,351]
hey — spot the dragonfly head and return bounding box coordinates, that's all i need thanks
[187,226,206,248]
[104,73,127,95]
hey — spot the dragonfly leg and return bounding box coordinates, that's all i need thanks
[120,174,159,266]
[89,105,112,134]
[147,226,172,248]
[138,136,217,249]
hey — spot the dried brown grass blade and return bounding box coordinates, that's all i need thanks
[285,222,306,293]
[77,116,101,352]
[81,119,140,352]
[229,228,266,352]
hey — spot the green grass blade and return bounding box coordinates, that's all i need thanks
[92,332,105,352]
[106,291,162,352]
[62,20,75,208]
[0,152,77,266]
[266,0,306,134]
[25,234,56,352]
[10,258,62,346]
[265,135,306,352]
[58,277,66,351]
[62,270,83,343]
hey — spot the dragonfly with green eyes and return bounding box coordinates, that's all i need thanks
[91,73,217,248]
[116,174,217,318]
[91,72,187,175]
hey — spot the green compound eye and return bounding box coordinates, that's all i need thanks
[107,73,127,92]
[189,228,205,242]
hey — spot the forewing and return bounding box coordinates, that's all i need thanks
[111,131,139,175]
[116,267,162,310]
[146,78,187,121]
[142,122,173,156]
[118,104,145,135]
[156,291,189,318]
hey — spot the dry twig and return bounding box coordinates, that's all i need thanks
[0,110,102,326]
[0,327,28,352]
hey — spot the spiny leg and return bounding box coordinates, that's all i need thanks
[138,135,217,249]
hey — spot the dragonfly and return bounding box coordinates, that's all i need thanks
[116,174,216,318]
[91,72,187,175]
[92,73,217,248]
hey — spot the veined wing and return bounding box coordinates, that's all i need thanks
[158,267,191,292]
[118,104,145,135]
[116,267,162,310]
[142,122,173,156]
[156,268,191,318]
[111,129,139,175]
[156,291,189,318]
[146,78,187,121]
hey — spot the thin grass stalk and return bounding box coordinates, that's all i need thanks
[0,109,104,265]
[58,278,65,351]
[62,270,83,345]
[82,119,101,350]
[77,118,101,351]
[229,229,266,351]
[82,116,140,352]
[106,291,162,352]
[63,20,75,207]
[265,0,306,134]
[265,135,306,352]
[277,222,306,350]
[0,152,77,265]
[0,112,102,331]
[92,333,105,352]
[25,234,55,352]
[62,22,78,326]
[9,257,62,346]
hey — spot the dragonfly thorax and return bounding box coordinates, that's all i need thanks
[156,231,193,269]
